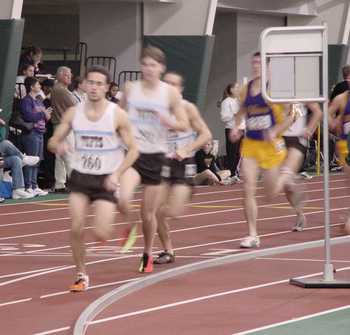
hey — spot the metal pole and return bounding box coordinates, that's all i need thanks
[317,125,321,176]
[322,24,334,281]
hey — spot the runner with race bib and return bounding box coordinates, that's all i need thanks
[48,65,138,292]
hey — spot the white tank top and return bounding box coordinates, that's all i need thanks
[127,81,171,154]
[167,100,196,158]
[71,101,125,175]
[284,103,307,137]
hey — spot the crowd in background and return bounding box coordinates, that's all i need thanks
[0,45,348,202]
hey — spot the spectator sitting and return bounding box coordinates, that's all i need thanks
[106,82,122,104]
[19,46,43,75]
[21,77,52,196]
[0,118,40,199]
[71,76,87,103]
[194,141,231,185]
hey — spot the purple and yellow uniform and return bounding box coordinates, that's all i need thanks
[335,92,350,165]
[240,80,286,169]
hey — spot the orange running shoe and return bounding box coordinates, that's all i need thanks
[139,253,153,273]
[69,273,89,292]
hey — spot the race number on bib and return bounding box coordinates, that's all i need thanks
[81,154,102,171]
[247,115,272,131]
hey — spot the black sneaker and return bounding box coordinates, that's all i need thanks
[153,251,175,265]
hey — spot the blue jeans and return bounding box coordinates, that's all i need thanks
[0,140,25,190]
[0,140,24,159]
[22,132,43,189]
[3,156,24,189]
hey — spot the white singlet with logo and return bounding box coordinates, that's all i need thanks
[71,102,124,175]
[284,103,307,137]
[127,81,171,154]
[167,100,196,158]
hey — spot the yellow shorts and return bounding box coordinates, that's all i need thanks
[241,137,287,169]
[336,140,348,166]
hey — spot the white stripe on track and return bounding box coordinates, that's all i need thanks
[88,266,350,326]
[0,189,347,242]
[233,304,350,335]
[0,297,32,308]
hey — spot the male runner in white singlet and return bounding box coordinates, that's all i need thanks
[119,46,189,273]
[279,102,322,231]
[48,66,138,291]
[154,71,212,264]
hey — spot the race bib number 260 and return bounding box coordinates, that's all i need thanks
[81,154,102,171]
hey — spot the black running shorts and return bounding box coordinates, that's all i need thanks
[68,169,117,204]
[283,136,308,156]
[132,153,165,185]
[161,157,197,186]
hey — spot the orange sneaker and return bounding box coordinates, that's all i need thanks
[139,253,153,273]
[69,273,89,292]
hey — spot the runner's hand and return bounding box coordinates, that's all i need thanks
[55,142,69,156]
[229,128,241,142]
[104,173,119,192]
[175,147,190,161]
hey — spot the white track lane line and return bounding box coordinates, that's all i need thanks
[0,265,65,279]
[40,277,140,299]
[0,177,346,217]
[34,327,70,335]
[257,257,350,263]
[0,184,348,239]
[88,266,350,326]
[31,265,350,335]
[0,181,347,229]
[233,304,350,335]
[0,297,32,308]
[0,220,345,288]
[0,205,346,258]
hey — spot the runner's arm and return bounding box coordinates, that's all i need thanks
[304,102,322,138]
[47,106,75,154]
[176,102,212,160]
[113,108,139,178]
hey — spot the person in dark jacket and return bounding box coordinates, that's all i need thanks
[21,77,52,195]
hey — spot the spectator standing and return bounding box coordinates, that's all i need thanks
[106,82,121,104]
[330,65,350,101]
[19,46,43,75]
[15,64,35,99]
[220,83,244,180]
[71,76,87,103]
[21,77,51,196]
[51,66,78,192]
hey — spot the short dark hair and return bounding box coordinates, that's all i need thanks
[342,65,350,79]
[222,83,236,100]
[24,76,39,94]
[86,66,111,84]
[41,78,54,88]
[141,46,166,65]
[164,71,185,87]
[71,76,84,90]
[253,51,261,58]
[20,63,34,74]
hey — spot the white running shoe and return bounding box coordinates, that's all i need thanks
[22,155,40,167]
[240,236,260,248]
[12,188,34,199]
[33,187,48,196]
